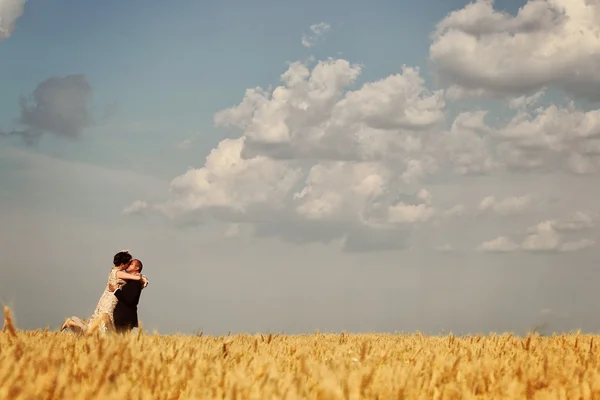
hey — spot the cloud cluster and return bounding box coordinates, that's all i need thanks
[158,58,455,251]
[1,75,95,144]
[478,195,532,216]
[0,0,25,41]
[479,211,596,253]
[154,0,600,253]
[430,0,600,100]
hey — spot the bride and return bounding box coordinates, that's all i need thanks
[60,250,149,335]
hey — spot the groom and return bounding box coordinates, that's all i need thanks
[109,259,145,333]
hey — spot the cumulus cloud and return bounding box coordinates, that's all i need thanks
[437,111,496,175]
[508,90,546,111]
[388,189,435,224]
[157,137,303,218]
[477,210,596,254]
[301,22,331,48]
[517,212,595,252]
[552,211,596,231]
[157,131,436,251]
[0,0,25,41]
[172,54,453,251]
[214,59,445,167]
[153,2,600,253]
[493,104,600,174]
[478,195,532,216]
[1,75,94,144]
[430,0,600,100]
[435,101,600,175]
[156,52,600,252]
[521,221,562,252]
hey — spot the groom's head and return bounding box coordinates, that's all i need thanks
[127,259,143,273]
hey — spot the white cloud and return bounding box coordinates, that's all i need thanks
[158,137,302,218]
[388,189,435,224]
[521,221,561,252]
[508,90,546,111]
[156,53,600,252]
[123,200,148,215]
[477,236,519,253]
[213,58,445,172]
[493,105,600,174]
[552,211,595,231]
[293,161,390,222]
[430,0,600,100]
[474,212,597,254]
[428,101,600,175]
[301,22,331,48]
[158,132,437,251]
[478,195,532,216]
[153,4,600,253]
[0,0,25,41]
[521,213,596,252]
[437,111,496,175]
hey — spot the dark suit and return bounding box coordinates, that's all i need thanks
[113,280,143,333]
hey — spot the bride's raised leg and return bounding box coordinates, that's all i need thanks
[60,317,73,331]
[61,316,87,335]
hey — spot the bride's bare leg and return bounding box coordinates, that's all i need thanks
[60,318,73,331]
[61,316,87,335]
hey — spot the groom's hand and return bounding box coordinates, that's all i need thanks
[108,283,117,292]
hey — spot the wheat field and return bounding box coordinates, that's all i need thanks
[3,307,600,399]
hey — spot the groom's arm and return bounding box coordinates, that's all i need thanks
[113,282,142,307]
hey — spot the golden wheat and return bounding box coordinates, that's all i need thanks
[2,307,600,399]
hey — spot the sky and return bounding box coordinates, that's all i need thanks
[2,0,600,336]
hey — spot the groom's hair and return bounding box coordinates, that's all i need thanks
[113,251,133,266]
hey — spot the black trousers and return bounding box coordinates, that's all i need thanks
[114,323,135,334]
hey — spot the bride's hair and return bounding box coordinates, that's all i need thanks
[113,251,132,267]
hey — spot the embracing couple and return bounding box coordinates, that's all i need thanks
[61,250,149,335]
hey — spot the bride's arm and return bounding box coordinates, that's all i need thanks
[108,272,149,291]
[115,270,142,281]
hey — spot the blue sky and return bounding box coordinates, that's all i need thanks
[5,0,600,336]
[2,0,520,175]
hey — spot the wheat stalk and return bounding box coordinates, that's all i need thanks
[2,306,17,337]
[1,307,600,399]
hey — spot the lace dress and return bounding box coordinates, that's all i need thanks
[63,267,148,335]
[88,267,127,333]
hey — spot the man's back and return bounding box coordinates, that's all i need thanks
[113,279,143,332]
